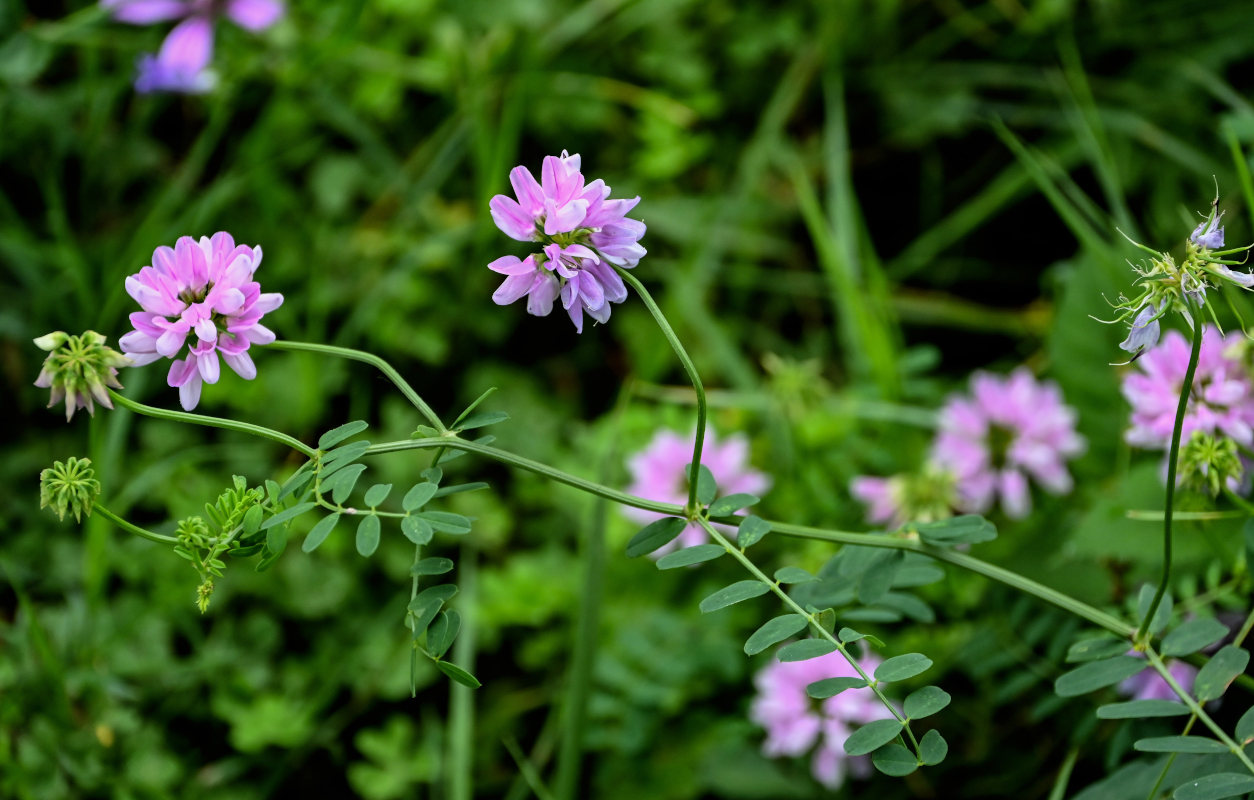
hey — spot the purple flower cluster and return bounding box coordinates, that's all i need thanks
[120,232,283,410]
[103,0,283,93]
[1123,326,1254,451]
[488,151,646,332]
[622,427,770,556]
[749,648,892,789]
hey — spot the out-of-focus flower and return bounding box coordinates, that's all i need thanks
[119,232,282,411]
[622,427,770,556]
[1118,656,1197,702]
[102,0,283,94]
[34,330,131,421]
[850,464,957,529]
[1123,326,1254,451]
[932,368,1085,519]
[1177,431,1244,496]
[750,648,893,790]
[40,457,102,523]
[488,151,646,332]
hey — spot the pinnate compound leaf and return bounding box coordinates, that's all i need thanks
[904,686,951,720]
[736,515,771,549]
[919,729,948,765]
[417,511,472,535]
[708,493,760,516]
[1134,736,1229,754]
[1054,655,1146,697]
[302,513,339,553]
[626,517,687,558]
[774,566,817,584]
[1173,774,1254,800]
[699,580,769,613]
[915,515,996,546]
[324,463,367,505]
[807,676,867,699]
[319,420,369,450]
[1194,646,1249,702]
[402,515,433,545]
[1236,706,1254,745]
[871,743,918,777]
[875,653,933,682]
[260,502,317,530]
[1096,700,1191,719]
[435,660,481,688]
[745,614,809,655]
[402,482,438,511]
[356,515,381,557]
[656,544,725,570]
[411,557,454,576]
[1066,636,1130,663]
[844,719,903,756]
[1161,617,1230,657]
[777,639,837,662]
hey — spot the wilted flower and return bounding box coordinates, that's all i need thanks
[1118,302,1162,357]
[1191,211,1225,250]
[850,464,957,529]
[622,427,770,556]
[102,0,284,93]
[488,151,646,332]
[40,457,102,523]
[1122,326,1254,451]
[119,232,283,411]
[750,648,893,789]
[932,368,1085,519]
[33,330,131,421]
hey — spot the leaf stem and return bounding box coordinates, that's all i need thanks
[108,389,316,458]
[616,268,707,515]
[1136,320,1203,644]
[93,504,178,544]
[1143,646,1254,774]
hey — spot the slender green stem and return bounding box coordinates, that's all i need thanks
[1144,647,1254,774]
[1136,320,1204,644]
[94,504,178,544]
[1145,714,1195,800]
[447,546,477,800]
[109,389,316,458]
[269,340,447,434]
[616,268,707,514]
[697,519,922,757]
[1233,606,1254,649]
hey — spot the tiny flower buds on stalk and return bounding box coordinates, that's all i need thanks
[40,457,102,522]
[33,330,131,421]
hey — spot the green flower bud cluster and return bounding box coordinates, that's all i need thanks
[39,457,101,522]
[1177,431,1243,498]
[33,330,131,422]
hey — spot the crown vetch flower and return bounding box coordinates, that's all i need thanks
[488,151,645,332]
[622,427,770,557]
[34,330,131,421]
[120,232,282,411]
[750,648,893,789]
[103,0,283,93]
[1119,302,1162,357]
[40,457,102,523]
[932,368,1085,519]
[850,464,957,529]
[1122,326,1254,451]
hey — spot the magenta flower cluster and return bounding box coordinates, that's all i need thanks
[1122,326,1254,451]
[120,232,283,410]
[749,648,892,789]
[103,0,283,93]
[622,427,770,556]
[488,151,646,332]
[851,369,1085,523]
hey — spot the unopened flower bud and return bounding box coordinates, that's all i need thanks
[33,330,130,422]
[39,457,102,522]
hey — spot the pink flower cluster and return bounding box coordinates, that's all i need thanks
[103,0,283,93]
[749,648,892,789]
[488,151,646,332]
[120,232,283,410]
[622,427,770,556]
[1118,658,1197,702]
[1122,326,1254,451]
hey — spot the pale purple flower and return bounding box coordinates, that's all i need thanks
[932,368,1085,519]
[1118,655,1197,702]
[850,476,902,527]
[1119,303,1161,356]
[622,428,770,557]
[488,151,646,332]
[1122,326,1254,451]
[103,0,283,93]
[750,648,893,790]
[1191,212,1225,250]
[119,232,282,411]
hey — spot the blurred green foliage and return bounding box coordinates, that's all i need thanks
[4,0,1254,797]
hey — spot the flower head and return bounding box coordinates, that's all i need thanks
[40,457,102,523]
[34,330,131,421]
[119,232,283,411]
[488,151,646,332]
[932,368,1085,518]
[850,464,958,530]
[103,0,283,93]
[1177,431,1244,496]
[622,427,770,556]
[749,648,893,789]
[1122,326,1254,451]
